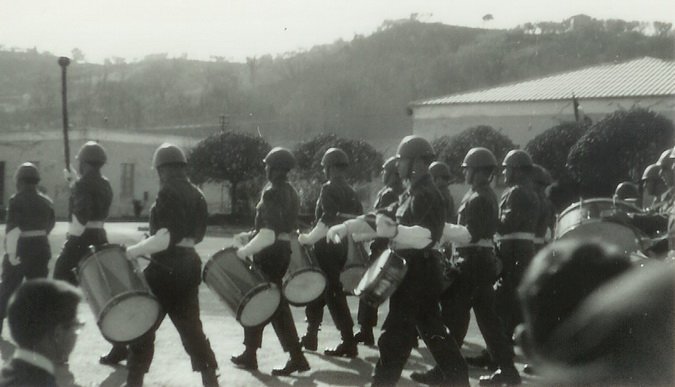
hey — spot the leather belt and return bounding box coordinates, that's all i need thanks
[85,221,105,229]
[458,239,494,248]
[277,233,291,241]
[20,230,47,237]
[496,232,535,241]
[176,238,196,248]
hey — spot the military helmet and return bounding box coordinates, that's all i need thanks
[264,147,296,170]
[396,135,434,160]
[429,161,451,179]
[657,148,674,169]
[77,141,107,165]
[382,156,397,174]
[502,149,533,168]
[462,147,498,168]
[532,164,553,186]
[152,143,187,169]
[321,147,349,167]
[641,164,661,181]
[15,162,40,183]
[614,181,640,200]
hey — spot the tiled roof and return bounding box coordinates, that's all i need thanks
[411,57,675,106]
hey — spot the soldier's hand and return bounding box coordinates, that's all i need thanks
[234,231,250,247]
[297,233,311,246]
[376,213,398,238]
[235,247,248,260]
[63,166,79,187]
[8,254,21,266]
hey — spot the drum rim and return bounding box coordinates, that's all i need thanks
[556,219,641,250]
[237,282,281,327]
[558,197,641,219]
[77,243,126,272]
[97,290,161,344]
[282,268,327,306]
[355,251,407,296]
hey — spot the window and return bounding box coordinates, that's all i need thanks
[120,163,135,198]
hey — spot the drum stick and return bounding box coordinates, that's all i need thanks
[137,255,173,273]
[58,57,71,171]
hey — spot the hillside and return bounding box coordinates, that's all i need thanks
[0,15,673,147]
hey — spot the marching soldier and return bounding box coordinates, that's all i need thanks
[298,147,362,357]
[425,148,521,386]
[429,161,456,222]
[494,150,540,348]
[0,163,55,336]
[641,164,667,211]
[532,164,555,251]
[230,147,310,376]
[330,136,468,386]
[53,141,112,286]
[354,156,403,346]
[124,143,218,387]
[613,182,640,205]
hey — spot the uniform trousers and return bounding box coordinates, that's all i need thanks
[373,249,468,386]
[54,229,108,285]
[0,237,51,320]
[440,247,514,368]
[244,240,302,352]
[305,239,354,336]
[128,247,217,374]
[495,240,535,340]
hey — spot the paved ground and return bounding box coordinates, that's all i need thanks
[0,222,536,386]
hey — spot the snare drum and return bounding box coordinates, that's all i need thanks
[203,247,281,327]
[78,244,161,344]
[284,236,326,306]
[340,235,370,294]
[354,249,408,307]
[555,198,642,254]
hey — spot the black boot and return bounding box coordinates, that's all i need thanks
[201,368,219,387]
[354,327,374,346]
[301,329,318,351]
[410,366,447,385]
[230,348,258,370]
[124,370,144,387]
[478,366,522,386]
[99,345,128,365]
[271,352,310,376]
[466,350,497,371]
[324,339,358,358]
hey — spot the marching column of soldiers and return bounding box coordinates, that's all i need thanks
[0,134,673,387]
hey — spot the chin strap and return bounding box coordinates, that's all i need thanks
[4,227,20,259]
[392,225,432,249]
[67,214,86,237]
[441,223,471,245]
[299,222,328,245]
[238,228,275,257]
[127,228,171,258]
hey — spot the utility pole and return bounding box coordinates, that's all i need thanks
[219,114,229,132]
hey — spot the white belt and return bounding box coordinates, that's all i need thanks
[496,232,535,241]
[85,221,105,229]
[21,230,47,237]
[533,237,546,244]
[176,238,196,248]
[457,239,494,248]
[277,233,291,241]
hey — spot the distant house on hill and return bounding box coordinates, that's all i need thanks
[409,57,675,146]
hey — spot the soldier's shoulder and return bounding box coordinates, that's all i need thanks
[37,191,54,204]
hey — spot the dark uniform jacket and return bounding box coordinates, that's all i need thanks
[315,180,363,227]
[145,175,207,290]
[497,184,540,237]
[0,359,57,387]
[70,170,113,225]
[6,189,55,235]
[457,185,498,243]
[370,185,403,257]
[534,192,555,244]
[439,186,456,223]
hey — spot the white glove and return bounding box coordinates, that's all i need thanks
[237,228,275,258]
[234,231,251,247]
[345,217,377,243]
[327,224,348,243]
[127,228,170,258]
[298,222,328,246]
[442,223,471,245]
[8,254,21,266]
[63,166,79,188]
[376,214,398,238]
[392,225,432,249]
[67,215,86,237]
[4,228,20,264]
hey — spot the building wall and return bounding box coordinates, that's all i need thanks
[412,96,675,146]
[0,130,229,219]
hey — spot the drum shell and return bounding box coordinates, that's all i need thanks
[555,198,642,254]
[203,248,281,327]
[355,249,408,307]
[283,236,326,306]
[340,235,369,294]
[78,244,161,344]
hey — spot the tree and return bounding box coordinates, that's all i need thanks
[433,125,516,182]
[525,121,588,182]
[187,131,271,217]
[567,108,674,197]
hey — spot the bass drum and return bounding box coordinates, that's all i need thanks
[78,244,161,344]
[354,249,407,307]
[203,247,281,328]
[555,198,642,254]
[340,234,370,295]
[284,235,326,306]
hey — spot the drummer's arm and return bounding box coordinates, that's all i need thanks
[127,229,170,259]
[299,186,333,245]
[376,213,432,250]
[237,229,275,259]
[237,189,278,258]
[126,190,177,259]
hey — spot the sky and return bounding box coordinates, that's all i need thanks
[1,0,673,64]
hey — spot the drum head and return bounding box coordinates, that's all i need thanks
[239,285,281,327]
[340,265,367,294]
[283,269,326,306]
[100,293,161,343]
[557,220,640,254]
